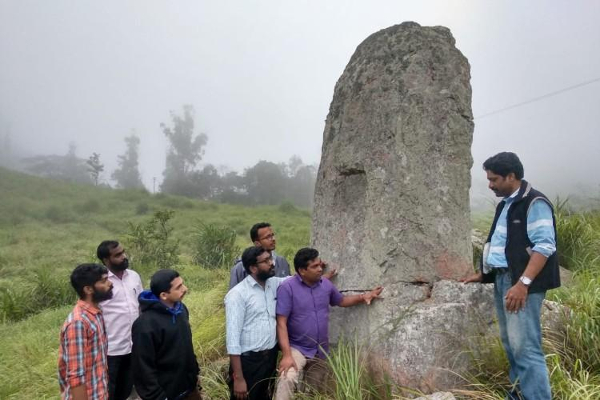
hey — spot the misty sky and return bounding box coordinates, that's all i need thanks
[1,0,599,193]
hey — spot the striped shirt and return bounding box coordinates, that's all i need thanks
[225,275,288,355]
[58,300,109,400]
[487,190,556,268]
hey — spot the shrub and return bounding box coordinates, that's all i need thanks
[32,268,76,309]
[554,199,600,271]
[74,198,101,213]
[192,223,240,269]
[279,200,297,213]
[44,205,74,223]
[126,210,180,270]
[135,202,150,215]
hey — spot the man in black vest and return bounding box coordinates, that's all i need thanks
[462,152,559,400]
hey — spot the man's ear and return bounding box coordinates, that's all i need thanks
[83,285,94,295]
[249,264,258,274]
[507,172,516,182]
[253,240,261,247]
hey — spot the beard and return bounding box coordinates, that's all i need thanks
[257,269,275,282]
[93,287,113,302]
[111,258,129,272]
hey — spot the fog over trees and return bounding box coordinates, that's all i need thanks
[0,1,598,209]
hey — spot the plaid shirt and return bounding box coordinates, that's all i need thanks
[58,300,109,400]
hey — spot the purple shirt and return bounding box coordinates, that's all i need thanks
[276,274,343,359]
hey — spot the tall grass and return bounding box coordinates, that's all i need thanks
[458,206,600,399]
[192,223,240,269]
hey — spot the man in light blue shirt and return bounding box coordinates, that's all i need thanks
[225,246,288,400]
[463,152,559,400]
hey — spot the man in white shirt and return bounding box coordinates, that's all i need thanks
[97,240,144,400]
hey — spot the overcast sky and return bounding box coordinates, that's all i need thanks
[1,0,599,193]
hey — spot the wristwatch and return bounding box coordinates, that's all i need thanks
[519,276,532,286]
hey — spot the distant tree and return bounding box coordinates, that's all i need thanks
[244,161,287,205]
[112,133,144,189]
[288,164,317,208]
[23,143,92,184]
[191,164,222,200]
[287,155,303,177]
[161,105,208,196]
[86,152,104,186]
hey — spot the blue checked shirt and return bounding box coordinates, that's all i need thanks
[225,275,288,355]
[487,190,556,268]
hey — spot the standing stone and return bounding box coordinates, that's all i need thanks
[312,22,480,392]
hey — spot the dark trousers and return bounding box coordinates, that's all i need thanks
[107,354,134,400]
[229,347,278,400]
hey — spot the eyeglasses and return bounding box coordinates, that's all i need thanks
[259,233,276,241]
[257,256,274,265]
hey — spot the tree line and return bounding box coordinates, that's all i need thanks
[2,105,317,208]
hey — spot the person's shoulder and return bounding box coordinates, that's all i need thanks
[225,281,245,301]
[321,277,339,290]
[278,275,297,289]
[276,254,289,264]
[127,268,142,280]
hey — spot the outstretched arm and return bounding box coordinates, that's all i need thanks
[339,286,383,307]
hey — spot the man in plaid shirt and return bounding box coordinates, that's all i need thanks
[58,263,114,400]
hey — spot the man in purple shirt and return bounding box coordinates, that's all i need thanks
[274,247,383,399]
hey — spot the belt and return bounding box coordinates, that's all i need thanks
[492,267,510,274]
[241,347,276,357]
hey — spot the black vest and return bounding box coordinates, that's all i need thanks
[481,180,560,293]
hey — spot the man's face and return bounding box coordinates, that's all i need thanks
[161,276,188,304]
[298,258,323,285]
[486,170,516,198]
[106,245,129,272]
[92,273,113,302]
[254,227,276,251]
[254,251,275,281]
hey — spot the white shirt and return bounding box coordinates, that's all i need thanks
[224,275,288,355]
[99,268,143,356]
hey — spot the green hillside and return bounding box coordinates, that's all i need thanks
[0,167,311,399]
[1,167,599,399]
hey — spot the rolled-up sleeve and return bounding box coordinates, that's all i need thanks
[224,290,244,355]
[527,199,556,257]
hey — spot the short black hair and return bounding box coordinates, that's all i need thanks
[241,246,268,274]
[293,248,320,273]
[483,152,524,180]
[97,240,120,263]
[150,269,180,297]
[70,263,108,299]
[250,222,271,242]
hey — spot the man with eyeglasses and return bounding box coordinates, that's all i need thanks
[229,222,336,290]
[225,246,288,399]
[229,222,290,290]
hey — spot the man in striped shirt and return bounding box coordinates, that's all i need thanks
[225,246,288,400]
[463,152,559,400]
[59,263,114,400]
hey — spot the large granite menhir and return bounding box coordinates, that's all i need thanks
[312,22,480,392]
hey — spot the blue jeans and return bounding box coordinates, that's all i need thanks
[494,270,551,400]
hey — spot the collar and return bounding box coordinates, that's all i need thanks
[76,299,102,315]
[504,187,520,202]
[500,180,531,205]
[107,268,128,279]
[294,273,322,288]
